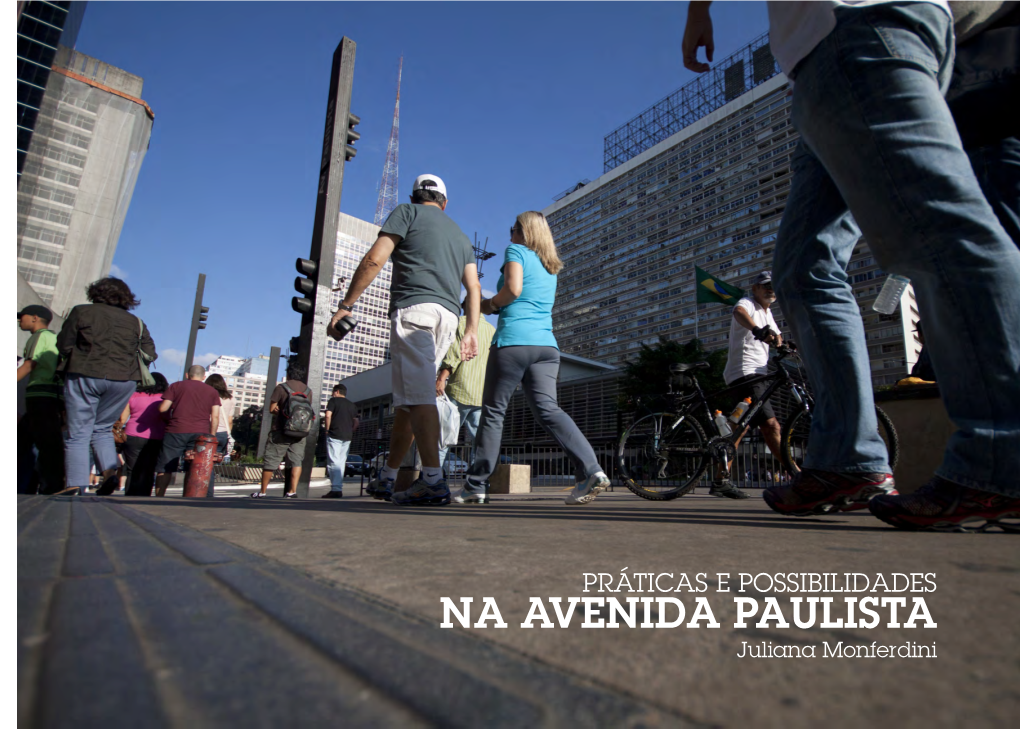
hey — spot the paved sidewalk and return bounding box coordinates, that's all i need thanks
[17,490,1020,728]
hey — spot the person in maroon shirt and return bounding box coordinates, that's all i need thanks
[153,365,221,496]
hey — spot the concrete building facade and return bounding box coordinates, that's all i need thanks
[17,46,153,317]
[204,354,285,416]
[544,38,920,388]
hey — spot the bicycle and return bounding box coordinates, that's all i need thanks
[617,341,899,501]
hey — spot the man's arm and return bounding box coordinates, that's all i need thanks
[324,409,332,432]
[328,233,399,339]
[733,306,780,345]
[436,367,452,397]
[16,359,34,382]
[209,404,220,435]
[159,398,173,413]
[682,1,714,73]
[460,262,482,361]
[352,416,360,432]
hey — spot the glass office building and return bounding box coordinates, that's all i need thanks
[544,35,920,388]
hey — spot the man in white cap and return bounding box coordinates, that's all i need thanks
[328,174,481,506]
[716,270,784,500]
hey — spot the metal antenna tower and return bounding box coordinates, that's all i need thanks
[473,232,495,279]
[374,56,402,225]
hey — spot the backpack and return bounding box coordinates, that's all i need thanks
[280,384,315,438]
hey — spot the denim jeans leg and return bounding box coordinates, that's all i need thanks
[773,142,890,473]
[91,379,137,473]
[967,137,1020,249]
[784,4,1020,494]
[466,347,529,486]
[326,436,349,490]
[64,374,102,487]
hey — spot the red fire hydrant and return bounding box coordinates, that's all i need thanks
[182,434,223,498]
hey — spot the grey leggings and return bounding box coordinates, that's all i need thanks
[467,346,602,483]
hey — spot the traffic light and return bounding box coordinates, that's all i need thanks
[345,113,360,160]
[197,306,209,330]
[292,258,318,315]
[183,273,208,376]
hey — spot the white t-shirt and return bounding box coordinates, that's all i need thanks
[768,0,950,77]
[217,395,235,433]
[723,297,779,385]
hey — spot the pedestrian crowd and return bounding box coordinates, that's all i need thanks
[18,277,236,497]
[19,1,1018,533]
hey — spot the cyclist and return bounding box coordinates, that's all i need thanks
[715,270,784,499]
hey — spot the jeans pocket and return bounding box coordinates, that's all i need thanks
[401,310,440,330]
[861,5,947,76]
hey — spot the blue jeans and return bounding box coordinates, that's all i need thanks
[326,436,351,491]
[64,374,137,488]
[437,397,482,474]
[772,4,1020,496]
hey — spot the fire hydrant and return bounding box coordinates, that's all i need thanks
[182,434,223,498]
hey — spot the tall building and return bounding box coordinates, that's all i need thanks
[206,354,286,416]
[206,355,246,379]
[17,46,154,317]
[544,34,920,388]
[315,213,393,409]
[17,0,87,181]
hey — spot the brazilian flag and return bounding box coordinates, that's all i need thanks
[695,266,745,305]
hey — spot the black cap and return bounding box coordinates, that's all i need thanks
[18,304,53,321]
[753,270,773,285]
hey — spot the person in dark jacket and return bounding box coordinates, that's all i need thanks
[57,277,157,495]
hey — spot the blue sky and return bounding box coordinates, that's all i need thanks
[77,1,769,373]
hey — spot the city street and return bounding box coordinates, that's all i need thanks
[18,487,1019,728]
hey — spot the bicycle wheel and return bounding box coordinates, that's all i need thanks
[781,404,900,474]
[618,411,709,500]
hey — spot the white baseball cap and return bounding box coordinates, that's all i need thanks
[412,174,447,198]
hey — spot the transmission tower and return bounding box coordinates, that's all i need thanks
[374,56,402,225]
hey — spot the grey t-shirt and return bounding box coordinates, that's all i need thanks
[380,203,474,316]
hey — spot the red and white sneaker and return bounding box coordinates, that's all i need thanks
[763,469,895,517]
[869,476,1020,532]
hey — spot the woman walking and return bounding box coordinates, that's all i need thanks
[57,277,157,495]
[205,373,235,496]
[458,211,610,505]
[119,372,169,496]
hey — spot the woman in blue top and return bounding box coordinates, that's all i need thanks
[456,211,610,505]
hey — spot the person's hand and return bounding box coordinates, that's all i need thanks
[682,2,714,73]
[327,309,351,340]
[436,375,447,397]
[480,298,498,316]
[460,332,479,362]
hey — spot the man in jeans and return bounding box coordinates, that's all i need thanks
[436,300,496,472]
[684,1,1020,528]
[328,174,481,506]
[17,305,65,493]
[322,383,359,499]
[251,364,313,499]
[154,365,220,496]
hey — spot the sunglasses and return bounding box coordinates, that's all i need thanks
[510,225,520,236]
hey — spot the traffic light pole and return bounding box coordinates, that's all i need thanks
[256,346,282,460]
[183,273,207,379]
[293,37,358,498]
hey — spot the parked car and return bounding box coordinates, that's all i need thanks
[368,452,389,479]
[344,454,367,477]
[444,457,468,476]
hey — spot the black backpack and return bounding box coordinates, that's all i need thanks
[280,384,315,438]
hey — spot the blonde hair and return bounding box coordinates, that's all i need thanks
[515,211,563,275]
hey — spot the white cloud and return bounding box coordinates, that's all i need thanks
[481,288,497,299]
[109,263,128,280]
[157,349,218,373]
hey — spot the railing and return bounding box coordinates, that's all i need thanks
[213,463,285,483]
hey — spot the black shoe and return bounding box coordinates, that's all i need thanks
[95,469,119,496]
[321,490,344,499]
[710,479,750,499]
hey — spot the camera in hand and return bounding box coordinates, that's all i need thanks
[331,314,358,341]
[752,325,774,342]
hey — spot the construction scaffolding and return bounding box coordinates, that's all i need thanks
[603,32,779,172]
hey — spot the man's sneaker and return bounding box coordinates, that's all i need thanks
[566,473,611,505]
[283,491,298,499]
[370,478,394,501]
[842,484,898,511]
[249,492,265,499]
[869,476,1020,532]
[391,478,451,506]
[763,469,894,516]
[709,479,750,499]
[453,479,490,504]
[321,490,343,499]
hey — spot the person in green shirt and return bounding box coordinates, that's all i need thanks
[17,305,65,493]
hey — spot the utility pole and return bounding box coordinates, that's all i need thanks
[290,37,360,498]
[256,346,282,459]
[183,273,208,378]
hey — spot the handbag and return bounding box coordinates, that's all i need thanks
[112,420,127,445]
[135,317,156,388]
[436,393,462,449]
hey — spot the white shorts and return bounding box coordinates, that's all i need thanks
[390,303,458,409]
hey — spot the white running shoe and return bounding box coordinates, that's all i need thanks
[566,472,611,505]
